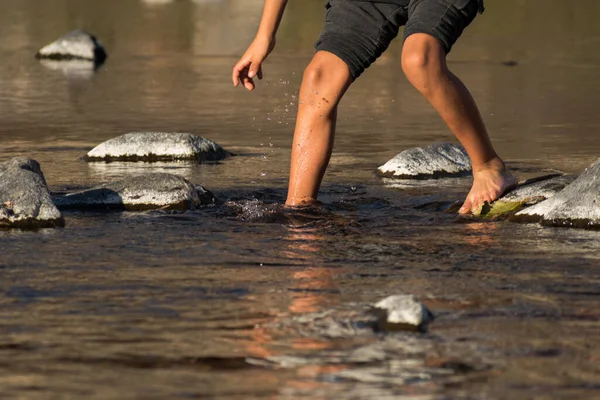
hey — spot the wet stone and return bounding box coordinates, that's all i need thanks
[36,30,107,62]
[378,143,471,179]
[466,174,576,220]
[373,295,435,333]
[0,157,64,229]
[85,132,231,162]
[53,173,215,211]
[501,174,575,203]
[513,158,600,229]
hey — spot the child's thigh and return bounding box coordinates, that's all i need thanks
[404,0,479,54]
[314,0,407,80]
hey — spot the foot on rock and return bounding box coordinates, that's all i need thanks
[459,158,518,214]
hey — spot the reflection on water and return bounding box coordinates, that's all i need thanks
[1,0,600,399]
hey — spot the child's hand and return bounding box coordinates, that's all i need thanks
[232,37,275,91]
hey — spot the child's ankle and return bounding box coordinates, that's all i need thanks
[285,196,318,207]
[472,156,506,173]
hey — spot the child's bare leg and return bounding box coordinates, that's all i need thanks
[401,33,517,214]
[285,51,353,206]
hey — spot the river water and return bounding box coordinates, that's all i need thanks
[1,0,599,399]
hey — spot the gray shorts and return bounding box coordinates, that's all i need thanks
[314,0,481,79]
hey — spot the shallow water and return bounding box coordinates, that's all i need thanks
[1,0,600,398]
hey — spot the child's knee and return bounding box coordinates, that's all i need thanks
[302,59,327,88]
[401,34,446,91]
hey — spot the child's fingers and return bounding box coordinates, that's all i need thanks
[242,76,255,91]
[232,59,251,86]
[247,61,261,79]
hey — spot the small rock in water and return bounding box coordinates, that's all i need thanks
[36,30,107,63]
[513,158,600,229]
[53,173,215,211]
[378,143,471,179]
[0,157,64,229]
[85,132,231,162]
[372,295,434,333]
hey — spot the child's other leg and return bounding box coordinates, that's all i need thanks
[401,0,517,213]
[286,1,405,206]
[286,51,352,206]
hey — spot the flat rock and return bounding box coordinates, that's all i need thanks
[85,132,230,162]
[514,158,600,229]
[36,30,107,62]
[0,157,64,229]
[378,143,471,179]
[372,295,435,332]
[53,173,216,211]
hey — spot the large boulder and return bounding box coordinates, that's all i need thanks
[53,173,216,211]
[513,159,600,229]
[84,132,231,162]
[378,143,471,179]
[36,30,107,63]
[0,157,64,229]
[467,174,576,219]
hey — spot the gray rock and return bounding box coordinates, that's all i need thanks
[378,143,471,179]
[85,132,230,162]
[514,159,600,229]
[0,157,64,229]
[456,174,577,220]
[36,30,107,62]
[53,173,216,211]
[372,295,434,332]
[501,174,575,204]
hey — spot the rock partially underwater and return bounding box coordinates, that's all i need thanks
[85,132,231,162]
[378,143,471,179]
[373,295,434,333]
[0,157,64,229]
[53,173,216,211]
[269,294,435,337]
[514,159,600,229]
[36,30,107,63]
[467,174,576,220]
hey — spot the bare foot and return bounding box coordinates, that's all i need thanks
[459,158,518,214]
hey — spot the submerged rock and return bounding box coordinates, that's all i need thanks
[514,159,600,229]
[36,30,107,63]
[378,143,471,179]
[85,132,231,162]
[372,295,434,333]
[0,157,64,229]
[467,174,576,220]
[53,173,215,211]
